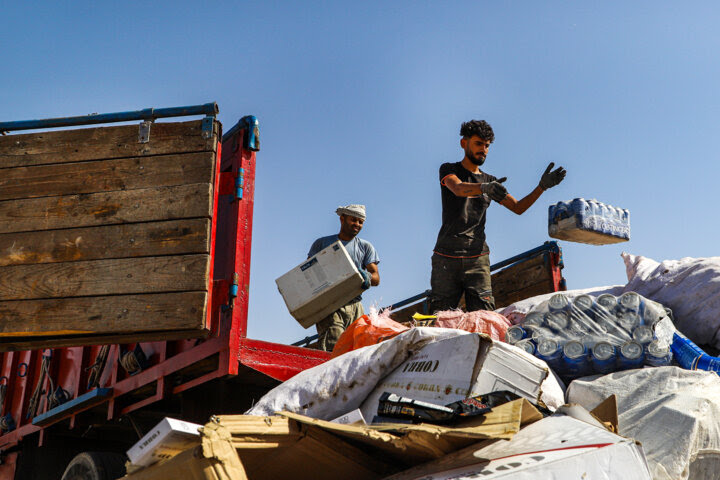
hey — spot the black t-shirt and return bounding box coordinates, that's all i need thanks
[433,162,497,257]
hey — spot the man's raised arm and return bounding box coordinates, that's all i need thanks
[500,162,566,215]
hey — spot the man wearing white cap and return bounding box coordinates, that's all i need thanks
[307,204,380,351]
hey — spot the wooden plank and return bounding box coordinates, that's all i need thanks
[0,183,212,234]
[0,152,214,201]
[0,254,209,300]
[0,329,209,353]
[492,256,548,297]
[0,292,207,336]
[0,218,211,266]
[496,282,554,309]
[0,120,218,168]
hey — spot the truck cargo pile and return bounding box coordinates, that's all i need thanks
[119,251,720,479]
[1,105,719,480]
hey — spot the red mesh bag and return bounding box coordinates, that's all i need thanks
[433,309,511,341]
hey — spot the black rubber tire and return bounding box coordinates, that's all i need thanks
[60,452,127,480]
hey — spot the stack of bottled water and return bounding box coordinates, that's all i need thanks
[505,292,673,380]
[548,198,630,245]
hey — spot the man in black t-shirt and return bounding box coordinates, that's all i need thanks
[429,120,566,313]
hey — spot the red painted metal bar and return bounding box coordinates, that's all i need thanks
[238,338,330,382]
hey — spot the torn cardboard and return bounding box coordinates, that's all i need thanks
[384,413,652,480]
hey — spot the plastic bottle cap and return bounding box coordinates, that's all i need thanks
[596,294,617,309]
[592,342,615,361]
[538,339,559,356]
[573,295,594,311]
[619,292,640,309]
[563,341,586,359]
[621,341,643,359]
[549,294,569,309]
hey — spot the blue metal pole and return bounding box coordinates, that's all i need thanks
[0,102,219,132]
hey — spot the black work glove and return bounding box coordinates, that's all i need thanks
[481,177,508,202]
[539,162,566,190]
[360,270,372,290]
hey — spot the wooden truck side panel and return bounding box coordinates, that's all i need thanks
[0,112,329,476]
[0,119,220,347]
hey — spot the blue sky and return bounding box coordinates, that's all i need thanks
[3,2,719,345]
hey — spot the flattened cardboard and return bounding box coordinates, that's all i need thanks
[124,400,542,480]
[122,421,247,480]
[385,414,652,480]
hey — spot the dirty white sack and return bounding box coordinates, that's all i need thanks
[622,253,720,348]
[247,327,564,420]
[567,366,720,480]
[497,285,624,325]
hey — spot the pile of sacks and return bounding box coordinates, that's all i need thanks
[248,252,720,480]
[123,253,720,479]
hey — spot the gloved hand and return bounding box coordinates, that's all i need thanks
[481,177,508,202]
[360,269,372,290]
[539,162,566,190]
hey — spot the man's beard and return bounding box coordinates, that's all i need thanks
[467,151,485,166]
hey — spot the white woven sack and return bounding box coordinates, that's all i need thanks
[622,253,720,348]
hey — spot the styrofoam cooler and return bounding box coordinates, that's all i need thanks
[276,241,364,328]
[548,198,630,245]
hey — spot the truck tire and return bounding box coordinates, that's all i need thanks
[60,452,126,480]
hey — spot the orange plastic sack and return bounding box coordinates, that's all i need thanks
[331,312,409,359]
[433,309,511,341]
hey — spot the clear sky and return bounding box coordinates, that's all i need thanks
[3,2,719,345]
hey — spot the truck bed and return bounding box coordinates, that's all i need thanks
[0,108,329,475]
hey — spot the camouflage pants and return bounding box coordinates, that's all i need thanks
[315,299,365,352]
[429,253,495,313]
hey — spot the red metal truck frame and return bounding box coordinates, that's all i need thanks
[0,113,330,463]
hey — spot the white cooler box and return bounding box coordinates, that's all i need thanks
[276,241,364,328]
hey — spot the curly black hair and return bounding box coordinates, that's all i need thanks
[460,120,494,143]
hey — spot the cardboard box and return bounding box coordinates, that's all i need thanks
[127,417,202,467]
[123,401,543,480]
[359,334,560,423]
[386,414,652,480]
[331,408,367,425]
[276,241,364,328]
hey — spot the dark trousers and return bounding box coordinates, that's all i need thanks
[429,253,495,313]
[315,299,364,352]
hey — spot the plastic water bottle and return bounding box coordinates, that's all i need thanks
[545,311,570,331]
[548,293,569,313]
[632,325,654,345]
[670,332,708,370]
[573,295,595,318]
[562,340,590,377]
[618,292,641,315]
[645,340,673,367]
[523,311,545,328]
[528,326,554,343]
[505,325,526,345]
[595,293,617,311]
[617,311,641,332]
[619,341,645,370]
[641,301,664,326]
[516,339,536,355]
[537,338,563,370]
[591,342,617,373]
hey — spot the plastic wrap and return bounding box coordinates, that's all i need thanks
[505,291,674,380]
[548,198,630,245]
